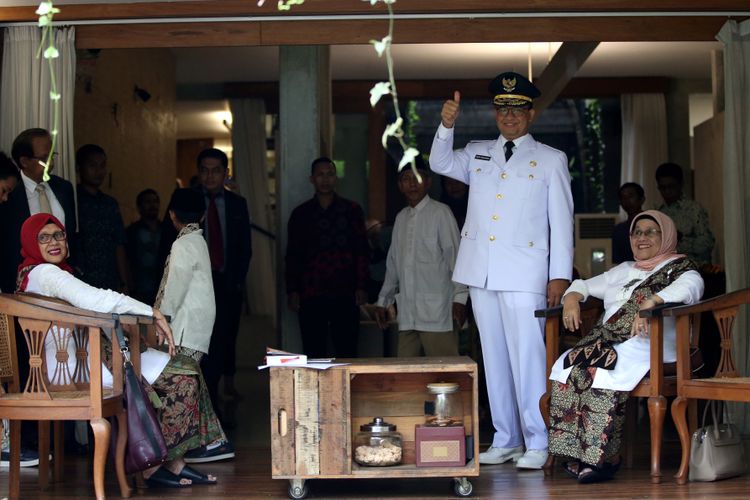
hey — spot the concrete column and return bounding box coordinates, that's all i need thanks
[277,46,331,351]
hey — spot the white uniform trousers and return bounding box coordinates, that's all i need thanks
[471,287,548,451]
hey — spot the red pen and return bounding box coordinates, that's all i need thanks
[280,356,300,364]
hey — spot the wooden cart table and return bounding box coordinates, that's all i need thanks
[269,357,480,498]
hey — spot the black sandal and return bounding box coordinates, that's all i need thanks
[577,460,620,484]
[178,465,217,485]
[563,460,580,479]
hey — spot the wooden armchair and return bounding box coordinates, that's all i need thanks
[0,292,143,500]
[667,286,750,484]
[537,297,698,483]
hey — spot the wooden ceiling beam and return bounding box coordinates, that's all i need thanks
[74,16,740,49]
[534,42,600,115]
[2,1,748,22]
[223,77,671,114]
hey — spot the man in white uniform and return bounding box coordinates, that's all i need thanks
[429,72,574,469]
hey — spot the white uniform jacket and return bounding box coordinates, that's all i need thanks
[429,125,574,294]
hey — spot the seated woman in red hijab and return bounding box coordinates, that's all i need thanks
[16,213,216,487]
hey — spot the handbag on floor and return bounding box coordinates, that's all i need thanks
[112,318,168,474]
[689,400,746,481]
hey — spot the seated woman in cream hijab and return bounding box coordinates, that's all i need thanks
[548,210,704,483]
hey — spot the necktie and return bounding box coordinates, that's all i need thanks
[207,194,225,271]
[504,141,515,162]
[36,184,52,214]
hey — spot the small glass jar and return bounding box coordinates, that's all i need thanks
[353,417,403,466]
[425,382,463,427]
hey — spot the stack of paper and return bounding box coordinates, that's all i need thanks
[259,348,348,370]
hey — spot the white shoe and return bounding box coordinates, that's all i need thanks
[478,445,524,465]
[515,449,548,469]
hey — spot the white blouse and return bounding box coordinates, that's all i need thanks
[25,264,169,387]
[549,258,704,391]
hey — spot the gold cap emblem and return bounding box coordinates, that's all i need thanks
[502,77,517,93]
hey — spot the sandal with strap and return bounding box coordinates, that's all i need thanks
[179,464,217,485]
[563,460,580,479]
[577,460,620,484]
[144,467,193,488]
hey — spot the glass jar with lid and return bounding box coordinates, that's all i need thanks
[353,417,403,466]
[425,382,463,427]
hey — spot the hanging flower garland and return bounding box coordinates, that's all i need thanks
[265,0,422,181]
[35,1,61,182]
[36,1,420,182]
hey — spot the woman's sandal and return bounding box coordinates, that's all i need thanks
[179,464,217,485]
[577,460,621,484]
[144,467,193,488]
[563,460,581,479]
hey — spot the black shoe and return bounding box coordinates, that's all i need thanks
[183,441,235,464]
[0,448,40,467]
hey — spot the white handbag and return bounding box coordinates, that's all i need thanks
[689,401,746,482]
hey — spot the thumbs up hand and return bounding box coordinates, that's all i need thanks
[441,90,461,129]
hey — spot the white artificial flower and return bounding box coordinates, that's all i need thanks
[398,148,420,171]
[43,46,59,59]
[370,36,391,57]
[381,117,403,148]
[369,81,391,107]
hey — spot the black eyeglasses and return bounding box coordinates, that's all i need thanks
[37,230,66,244]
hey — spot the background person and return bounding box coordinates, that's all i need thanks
[655,162,715,266]
[285,157,370,359]
[374,163,467,357]
[126,188,163,305]
[75,144,131,292]
[611,182,645,264]
[549,211,704,483]
[195,148,252,407]
[429,72,574,470]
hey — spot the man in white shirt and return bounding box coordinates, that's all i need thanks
[374,163,468,356]
[429,72,574,470]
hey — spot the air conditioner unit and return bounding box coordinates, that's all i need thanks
[574,213,619,279]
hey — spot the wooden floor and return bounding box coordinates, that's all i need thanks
[3,315,750,498]
[5,442,750,499]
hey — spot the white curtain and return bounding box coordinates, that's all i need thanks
[229,98,276,321]
[1,26,76,182]
[717,19,750,432]
[620,94,668,211]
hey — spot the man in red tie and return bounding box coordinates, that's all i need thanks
[194,148,252,430]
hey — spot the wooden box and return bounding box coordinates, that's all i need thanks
[269,357,479,481]
[415,425,466,467]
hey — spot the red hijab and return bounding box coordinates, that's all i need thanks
[16,213,74,292]
[630,210,685,271]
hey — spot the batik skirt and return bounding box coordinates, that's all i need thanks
[150,353,226,461]
[548,365,629,467]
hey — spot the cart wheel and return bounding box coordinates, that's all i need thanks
[453,478,473,497]
[288,479,309,499]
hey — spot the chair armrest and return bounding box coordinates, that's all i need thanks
[534,297,604,318]
[661,287,750,317]
[638,302,680,319]
[535,304,562,318]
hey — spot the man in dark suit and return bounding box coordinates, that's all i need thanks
[0,128,77,463]
[0,128,77,293]
[194,148,252,419]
